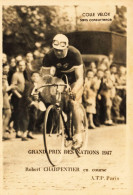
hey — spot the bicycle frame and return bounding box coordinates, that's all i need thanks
[40,80,88,166]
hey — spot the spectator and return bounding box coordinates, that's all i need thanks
[10,57,16,67]
[108,52,114,68]
[2,63,16,140]
[112,66,126,122]
[16,55,23,66]
[83,69,96,129]
[11,60,26,138]
[33,50,43,71]
[25,52,36,81]
[98,57,108,71]
[110,64,117,75]
[110,64,117,98]
[2,53,8,65]
[110,64,118,122]
[100,69,114,125]
[100,52,114,70]
[19,71,45,141]
[26,52,34,67]
[8,57,17,85]
[93,69,104,127]
[116,66,126,88]
[89,61,97,75]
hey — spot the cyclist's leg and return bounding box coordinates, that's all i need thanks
[61,86,86,149]
[70,84,84,132]
[71,83,83,103]
[70,100,86,149]
[70,84,86,149]
[70,100,85,132]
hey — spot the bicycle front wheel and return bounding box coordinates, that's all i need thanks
[43,105,65,166]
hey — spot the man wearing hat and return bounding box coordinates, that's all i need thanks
[41,34,85,150]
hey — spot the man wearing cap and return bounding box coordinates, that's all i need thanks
[41,34,85,150]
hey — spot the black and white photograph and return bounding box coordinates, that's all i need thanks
[1,1,133,195]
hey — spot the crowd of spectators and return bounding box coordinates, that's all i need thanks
[2,51,126,141]
[83,57,126,129]
[2,52,43,140]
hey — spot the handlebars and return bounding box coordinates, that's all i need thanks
[36,83,70,92]
[35,83,76,101]
[35,74,75,101]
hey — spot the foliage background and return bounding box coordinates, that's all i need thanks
[3,6,77,56]
[3,6,126,57]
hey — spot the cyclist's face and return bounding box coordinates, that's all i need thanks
[53,48,68,59]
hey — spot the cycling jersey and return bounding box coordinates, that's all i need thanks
[42,46,83,85]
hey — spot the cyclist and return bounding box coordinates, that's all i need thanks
[41,34,85,150]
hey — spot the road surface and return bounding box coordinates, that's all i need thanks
[2,124,131,195]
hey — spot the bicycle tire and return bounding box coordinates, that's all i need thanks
[74,104,88,157]
[64,111,73,148]
[43,105,65,166]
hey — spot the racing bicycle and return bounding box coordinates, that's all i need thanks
[37,80,88,166]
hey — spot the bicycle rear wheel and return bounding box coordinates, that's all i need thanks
[43,105,65,166]
[64,111,73,148]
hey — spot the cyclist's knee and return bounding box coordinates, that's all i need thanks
[70,101,83,118]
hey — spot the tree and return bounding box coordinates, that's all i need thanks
[3,6,75,57]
